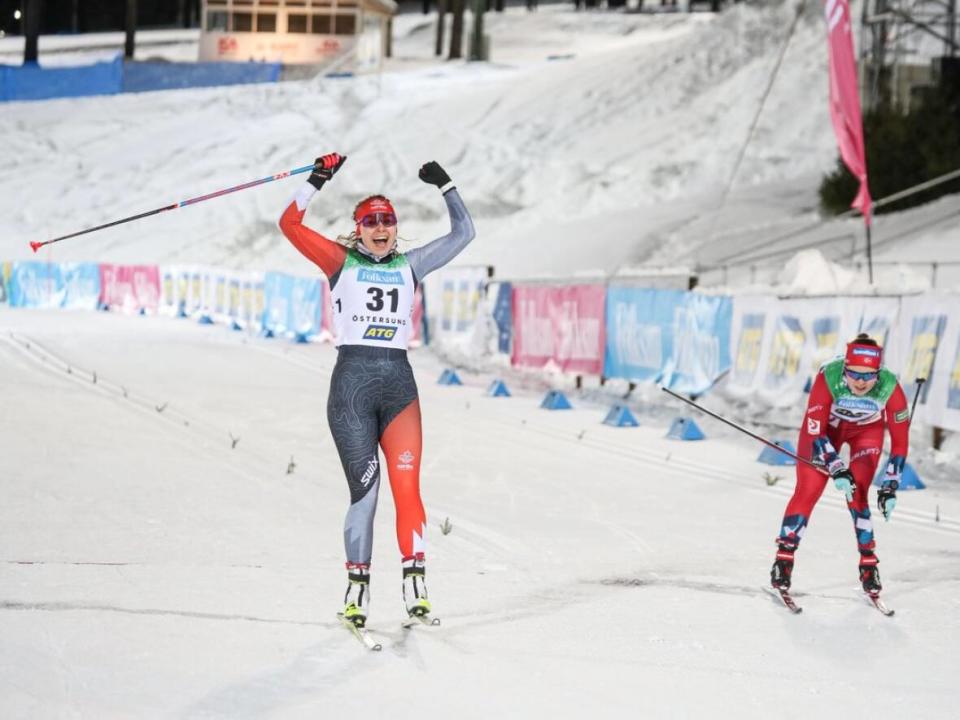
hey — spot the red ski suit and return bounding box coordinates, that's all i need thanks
[778,370,909,557]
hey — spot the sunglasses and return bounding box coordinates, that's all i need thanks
[358,212,397,228]
[845,368,879,381]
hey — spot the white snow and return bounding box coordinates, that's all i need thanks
[1,307,958,718]
[2,4,960,717]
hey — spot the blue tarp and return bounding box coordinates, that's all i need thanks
[1,56,280,103]
[123,61,281,93]
[1,56,122,102]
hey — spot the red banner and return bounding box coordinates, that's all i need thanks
[99,264,161,314]
[825,0,872,222]
[511,284,606,374]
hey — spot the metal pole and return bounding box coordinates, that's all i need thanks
[24,0,42,64]
[660,387,829,476]
[865,222,874,284]
[29,162,319,252]
[125,0,138,60]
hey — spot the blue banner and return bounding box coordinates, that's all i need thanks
[605,287,682,383]
[7,261,65,307]
[493,282,513,354]
[661,293,732,395]
[62,263,101,310]
[7,262,101,309]
[290,276,322,338]
[262,272,321,338]
[603,288,731,394]
[0,262,8,304]
[948,335,960,411]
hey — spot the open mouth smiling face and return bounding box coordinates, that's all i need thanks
[357,211,398,258]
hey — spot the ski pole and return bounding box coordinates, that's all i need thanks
[660,386,829,476]
[908,377,925,420]
[28,163,316,253]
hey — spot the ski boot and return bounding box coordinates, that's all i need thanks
[342,563,370,628]
[402,554,432,618]
[770,546,795,590]
[859,559,882,598]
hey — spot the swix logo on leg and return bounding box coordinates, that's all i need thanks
[397,450,415,471]
[359,458,378,487]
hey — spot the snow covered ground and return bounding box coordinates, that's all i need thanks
[2,307,959,718]
[1,3,851,282]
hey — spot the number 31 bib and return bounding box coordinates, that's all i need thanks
[331,251,415,349]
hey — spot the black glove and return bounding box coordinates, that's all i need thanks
[418,161,452,189]
[308,153,347,190]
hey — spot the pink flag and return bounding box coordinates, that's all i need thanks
[825,0,872,223]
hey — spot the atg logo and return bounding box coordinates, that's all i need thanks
[358,269,403,285]
[363,325,397,341]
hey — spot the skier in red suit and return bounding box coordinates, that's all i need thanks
[770,334,910,598]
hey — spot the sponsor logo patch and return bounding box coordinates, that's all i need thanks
[363,325,397,341]
[397,450,415,471]
[357,269,404,285]
[894,409,909,423]
[851,347,881,358]
[360,458,378,487]
[851,447,881,461]
[807,418,821,435]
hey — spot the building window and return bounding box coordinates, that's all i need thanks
[335,13,356,35]
[311,15,333,34]
[257,13,277,32]
[207,11,228,31]
[233,12,253,32]
[288,14,308,33]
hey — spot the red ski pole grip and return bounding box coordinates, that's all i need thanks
[29,241,42,253]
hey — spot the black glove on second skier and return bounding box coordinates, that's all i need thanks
[418,161,453,192]
[308,153,347,190]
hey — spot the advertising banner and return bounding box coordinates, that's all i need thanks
[262,272,322,338]
[0,261,9,304]
[603,288,731,394]
[423,266,489,346]
[99,264,161,314]
[660,292,732,395]
[726,296,900,406]
[603,288,685,384]
[7,262,66,308]
[894,294,960,431]
[492,282,513,355]
[61,263,101,310]
[512,284,606,374]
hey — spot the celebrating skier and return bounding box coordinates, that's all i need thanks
[770,333,909,600]
[278,153,475,628]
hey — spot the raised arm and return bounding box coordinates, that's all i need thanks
[278,154,348,278]
[405,161,476,281]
